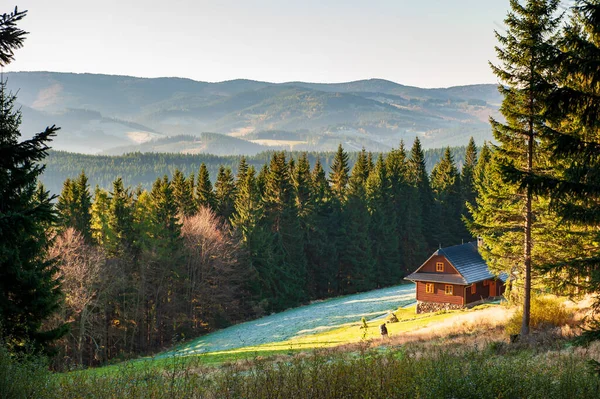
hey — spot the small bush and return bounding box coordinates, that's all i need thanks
[505,295,572,336]
[386,312,399,323]
[0,345,55,399]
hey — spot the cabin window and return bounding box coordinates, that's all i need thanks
[436,262,444,272]
[444,285,453,295]
[470,283,476,294]
[483,280,489,286]
[425,283,434,294]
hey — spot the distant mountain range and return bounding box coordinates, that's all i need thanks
[5,72,501,154]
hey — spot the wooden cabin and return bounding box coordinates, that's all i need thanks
[405,242,506,313]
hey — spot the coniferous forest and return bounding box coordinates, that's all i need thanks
[39,146,470,196]
[45,138,478,366]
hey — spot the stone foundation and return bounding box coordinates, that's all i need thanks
[416,301,463,314]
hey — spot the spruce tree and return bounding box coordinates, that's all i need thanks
[231,164,270,308]
[407,137,435,250]
[256,164,269,196]
[57,171,92,242]
[329,144,350,202]
[0,7,26,66]
[367,154,400,286]
[430,147,463,245]
[57,178,76,226]
[386,141,425,273]
[147,176,184,344]
[293,153,313,219]
[338,149,374,294]
[473,142,492,190]
[150,176,181,246]
[292,153,315,296]
[461,137,478,210]
[214,166,236,222]
[74,171,93,241]
[306,158,338,297]
[261,152,307,309]
[236,156,249,182]
[171,169,196,217]
[0,7,65,349]
[195,163,214,210]
[484,0,561,335]
[90,186,110,246]
[541,1,600,304]
[232,165,262,242]
[105,178,136,258]
[149,176,182,261]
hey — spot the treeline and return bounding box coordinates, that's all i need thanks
[48,138,478,367]
[40,146,470,195]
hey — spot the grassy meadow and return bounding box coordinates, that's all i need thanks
[6,294,600,398]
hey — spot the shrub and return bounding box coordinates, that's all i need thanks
[0,345,55,399]
[505,295,572,336]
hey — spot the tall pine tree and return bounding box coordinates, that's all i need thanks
[329,144,350,202]
[367,154,401,286]
[539,1,600,308]
[171,169,196,217]
[214,166,236,222]
[56,171,93,242]
[306,158,338,297]
[430,147,463,246]
[491,0,560,335]
[0,7,66,350]
[338,149,374,293]
[261,152,307,309]
[461,137,478,211]
[196,163,214,210]
[407,137,435,251]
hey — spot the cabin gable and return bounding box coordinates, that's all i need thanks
[417,254,460,275]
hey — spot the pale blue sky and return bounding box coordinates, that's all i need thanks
[5,0,517,87]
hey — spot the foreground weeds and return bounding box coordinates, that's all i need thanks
[44,345,600,398]
[0,345,54,399]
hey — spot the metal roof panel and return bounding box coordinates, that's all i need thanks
[437,242,498,284]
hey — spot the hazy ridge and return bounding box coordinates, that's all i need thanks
[6,72,501,154]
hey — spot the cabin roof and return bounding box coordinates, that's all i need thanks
[405,242,508,285]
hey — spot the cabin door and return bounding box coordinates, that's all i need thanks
[489,281,496,297]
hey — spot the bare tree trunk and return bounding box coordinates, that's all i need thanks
[78,308,86,365]
[521,94,534,337]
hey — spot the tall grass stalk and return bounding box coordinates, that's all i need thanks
[48,347,600,399]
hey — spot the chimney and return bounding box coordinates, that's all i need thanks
[477,237,484,248]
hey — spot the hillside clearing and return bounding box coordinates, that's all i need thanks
[159,283,417,359]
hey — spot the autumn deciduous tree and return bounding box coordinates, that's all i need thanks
[50,228,105,365]
[182,208,251,330]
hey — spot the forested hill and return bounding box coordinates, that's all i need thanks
[6,71,500,154]
[41,146,468,195]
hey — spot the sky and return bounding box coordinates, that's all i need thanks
[4,0,515,88]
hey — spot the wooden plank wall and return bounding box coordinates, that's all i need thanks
[416,281,464,305]
[465,280,506,304]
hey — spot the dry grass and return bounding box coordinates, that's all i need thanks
[31,297,600,398]
[355,296,595,357]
